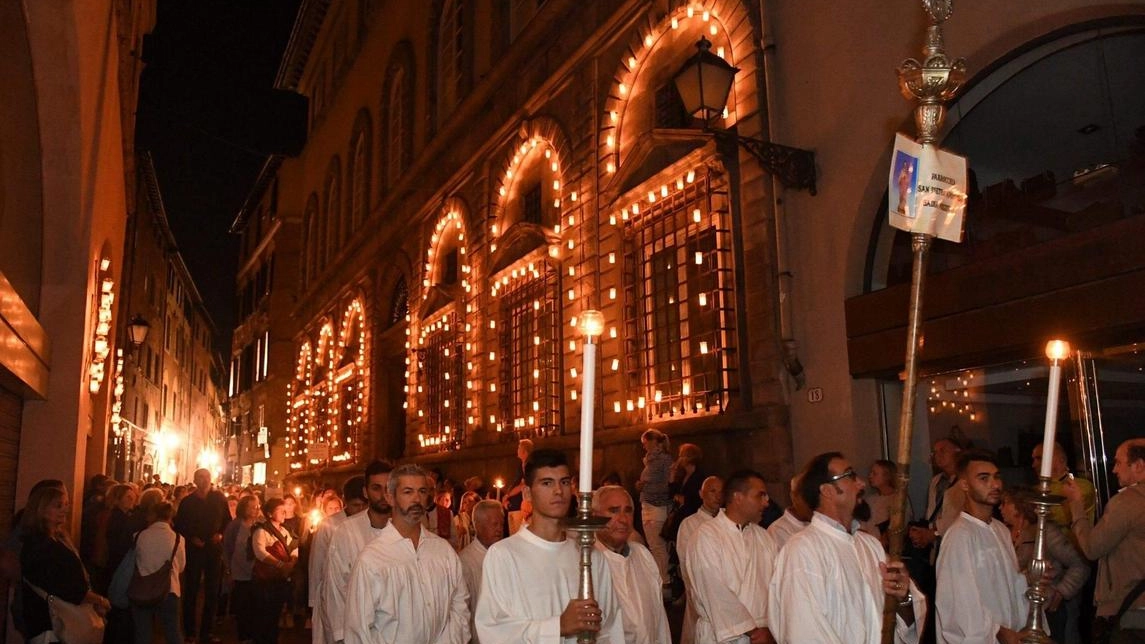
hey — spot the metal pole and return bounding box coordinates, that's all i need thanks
[883,2,965,642]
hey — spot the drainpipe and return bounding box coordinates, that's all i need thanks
[758,0,805,391]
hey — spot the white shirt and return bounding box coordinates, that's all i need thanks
[134,521,186,598]
[768,513,925,644]
[310,511,351,644]
[684,509,777,643]
[323,511,387,642]
[459,540,488,643]
[766,510,809,551]
[936,512,1027,643]
[475,526,624,644]
[677,508,718,644]
[343,523,469,644]
[594,540,671,644]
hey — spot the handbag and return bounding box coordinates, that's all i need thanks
[127,533,180,607]
[107,545,135,609]
[22,579,105,644]
[250,523,290,582]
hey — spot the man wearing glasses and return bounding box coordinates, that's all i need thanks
[322,459,394,644]
[684,469,778,644]
[769,452,925,643]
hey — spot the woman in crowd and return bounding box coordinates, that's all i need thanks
[131,501,185,644]
[453,490,480,551]
[1001,487,1090,642]
[250,498,298,644]
[636,428,673,588]
[861,459,913,542]
[20,485,110,644]
[502,438,534,535]
[227,495,261,644]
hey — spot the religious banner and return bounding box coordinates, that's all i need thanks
[888,132,968,243]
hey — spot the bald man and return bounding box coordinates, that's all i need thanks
[677,476,722,644]
[1064,438,1145,634]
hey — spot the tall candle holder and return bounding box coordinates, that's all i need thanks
[566,310,609,643]
[1020,339,1070,644]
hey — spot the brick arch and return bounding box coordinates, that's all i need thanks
[598,0,758,174]
[490,115,575,236]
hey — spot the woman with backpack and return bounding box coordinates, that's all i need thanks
[131,501,185,644]
[250,497,298,644]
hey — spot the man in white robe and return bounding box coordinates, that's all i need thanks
[685,470,777,644]
[310,476,368,644]
[766,475,810,550]
[936,450,1027,644]
[593,485,671,644]
[459,499,504,643]
[322,460,393,644]
[769,452,926,643]
[677,475,722,644]
[344,464,469,644]
[475,448,624,643]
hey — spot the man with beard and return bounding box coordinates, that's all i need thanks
[936,450,1027,644]
[769,452,924,643]
[593,485,671,644]
[459,500,504,643]
[475,448,623,643]
[323,460,393,644]
[685,470,777,644]
[310,476,367,644]
[677,476,723,644]
[344,464,469,644]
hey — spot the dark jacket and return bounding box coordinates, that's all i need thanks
[20,532,90,639]
[174,489,229,555]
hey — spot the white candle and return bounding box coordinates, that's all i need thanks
[1040,340,1071,479]
[578,340,597,493]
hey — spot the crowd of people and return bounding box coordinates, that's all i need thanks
[1,433,1142,644]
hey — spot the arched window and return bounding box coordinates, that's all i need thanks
[349,113,371,232]
[389,275,409,327]
[384,67,407,189]
[323,159,341,267]
[436,0,466,125]
[303,196,319,288]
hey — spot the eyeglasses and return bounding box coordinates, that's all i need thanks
[828,468,858,483]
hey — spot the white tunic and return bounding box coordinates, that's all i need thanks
[768,513,926,644]
[766,510,809,551]
[684,509,777,643]
[935,512,1027,644]
[594,540,671,644]
[475,526,624,644]
[323,511,387,642]
[459,540,488,643]
[343,523,469,644]
[677,509,717,644]
[310,511,350,644]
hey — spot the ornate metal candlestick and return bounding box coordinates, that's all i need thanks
[565,492,610,643]
[1020,478,1062,643]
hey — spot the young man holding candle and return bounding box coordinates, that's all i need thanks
[935,449,1028,644]
[475,448,623,643]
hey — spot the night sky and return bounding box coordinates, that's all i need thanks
[136,0,301,348]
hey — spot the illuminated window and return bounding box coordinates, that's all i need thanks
[437,0,465,124]
[497,263,561,439]
[624,167,737,418]
[417,312,464,451]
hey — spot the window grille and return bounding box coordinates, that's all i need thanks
[655,83,689,129]
[389,277,409,327]
[623,169,737,418]
[497,264,561,440]
[418,312,465,451]
[523,183,543,225]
